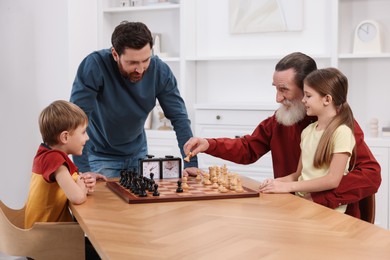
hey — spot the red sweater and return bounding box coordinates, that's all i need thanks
[206,114,381,218]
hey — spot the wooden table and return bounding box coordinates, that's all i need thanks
[70,177,390,259]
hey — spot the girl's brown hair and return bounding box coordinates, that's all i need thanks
[304,68,356,168]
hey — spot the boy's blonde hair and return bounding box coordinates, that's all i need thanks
[39,100,88,146]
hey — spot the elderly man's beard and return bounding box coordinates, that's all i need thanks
[275,99,306,126]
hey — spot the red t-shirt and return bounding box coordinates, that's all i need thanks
[25,144,79,228]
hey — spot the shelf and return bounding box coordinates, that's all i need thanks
[103,3,179,13]
[338,53,390,59]
[158,56,180,62]
[186,54,331,61]
[194,102,279,111]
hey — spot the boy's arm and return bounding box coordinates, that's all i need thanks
[80,172,108,194]
[55,165,88,204]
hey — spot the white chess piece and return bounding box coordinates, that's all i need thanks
[153,35,161,55]
[369,118,379,138]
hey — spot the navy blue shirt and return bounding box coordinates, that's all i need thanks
[70,49,197,168]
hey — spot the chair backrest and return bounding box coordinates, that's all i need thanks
[0,200,25,228]
[0,200,85,260]
[359,194,375,224]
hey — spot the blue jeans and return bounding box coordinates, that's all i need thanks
[88,146,148,178]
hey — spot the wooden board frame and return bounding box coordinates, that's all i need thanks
[106,178,259,204]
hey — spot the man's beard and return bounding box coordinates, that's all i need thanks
[118,63,145,83]
[275,99,306,126]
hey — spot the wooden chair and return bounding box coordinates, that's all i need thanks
[0,200,85,260]
[359,194,376,224]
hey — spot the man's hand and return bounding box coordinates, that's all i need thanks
[182,167,202,177]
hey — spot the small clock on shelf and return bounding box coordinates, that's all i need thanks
[353,20,382,54]
[139,155,161,178]
[161,155,182,179]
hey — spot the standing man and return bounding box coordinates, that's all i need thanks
[184,52,381,219]
[71,21,197,178]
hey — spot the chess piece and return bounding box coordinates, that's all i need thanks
[176,180,184,193]
[195,170,202,182]
[153,184,160,196]
[138,179,147,197]
[119,169,126,186]
[235,178,244,193]
[212,176,219,189]
[148,173,155,191]
[369,118,379,137]
[153,34,161,55]
[182,176,189,190]
[203,173,212,185]
[184,151,193,162]
[157,108,173,130]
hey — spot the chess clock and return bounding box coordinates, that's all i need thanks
[161,155,182,179]
[139,155,161,178]
[353,20,382,54]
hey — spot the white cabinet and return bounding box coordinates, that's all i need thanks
[145,130,181,158]
[366,138,390,230]
[194,104,277,181]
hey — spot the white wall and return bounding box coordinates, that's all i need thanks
[0,0,97,208]
[1,0,387,208]
[194,0,331,105]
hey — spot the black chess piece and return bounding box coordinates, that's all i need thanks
[176,180,183,193]
[153,184,160,196]
[119,169,127,186]
[125,171,132,189]
[129,171,137,193]
[147,173,155,192]
[138,179,147,197]
[133,177,140,195]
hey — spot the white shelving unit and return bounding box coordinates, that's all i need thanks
[366,138,390,229]
[98,0,181,82]
[335,0,390,132]
[335,1,390,230]
[188,0,390,229]
[97,0,187,158]
[97,0,390,229]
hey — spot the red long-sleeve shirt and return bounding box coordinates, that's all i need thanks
[206,114,381,218]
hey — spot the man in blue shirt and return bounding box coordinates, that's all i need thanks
[70,21,197,178]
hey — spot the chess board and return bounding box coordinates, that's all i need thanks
[106,177,259,204]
